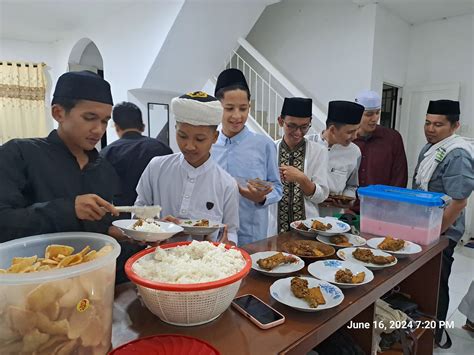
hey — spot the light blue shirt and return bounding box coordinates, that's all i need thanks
[211,126,283,245]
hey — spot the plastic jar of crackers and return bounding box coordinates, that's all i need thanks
[0,232,121,354]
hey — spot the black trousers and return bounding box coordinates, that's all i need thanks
[437,239,458,322]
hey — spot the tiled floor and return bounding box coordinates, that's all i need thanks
[434,243,474,354]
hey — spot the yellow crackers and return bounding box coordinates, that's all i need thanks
[0,244,112,274]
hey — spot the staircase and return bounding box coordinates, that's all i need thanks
[222,37,327,140]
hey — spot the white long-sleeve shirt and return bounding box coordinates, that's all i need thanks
[307,133,361,197]
[135,153,240,244]
[268,138,329,236]
[307,133,361,217]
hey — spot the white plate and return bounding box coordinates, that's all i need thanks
[317,233,366,249]
[302,217,351,236]
[307,260,374,288]
[270,276,344,312]
[367,237,422,257]
[179,219,223,236]
[290,220,318,237]
[250,251,305,276]
[112,219,184,242]
[337,247,398,270]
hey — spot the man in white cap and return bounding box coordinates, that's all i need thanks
[134,91,239,244]
[352,90,408,213]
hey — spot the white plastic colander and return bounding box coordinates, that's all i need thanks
[125,241,251,326]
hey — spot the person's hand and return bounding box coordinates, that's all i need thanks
[75,194,119,221]
[107,226,127,242]
[217,225,236,246]
[238,183,272,204]
[279,165,305,184]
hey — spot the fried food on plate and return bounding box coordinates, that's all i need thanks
[330,235,352,247]
[193,219,209,227]
[352,248,374,263]
[286,241,325,257]
[291,277,326,308]
[352,248,395,265]
[378,236,405,252]
[311,220,332,231]
[257,252,297,270]
[305,287,325,308]
[291,277,309,298]
[371,255,396,265]
[335,268,365,284]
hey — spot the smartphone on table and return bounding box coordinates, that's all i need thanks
[231,294,285,329]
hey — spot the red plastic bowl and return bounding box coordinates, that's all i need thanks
[125,241,252,292]
[109,334,220,355]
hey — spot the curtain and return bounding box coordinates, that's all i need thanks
[0,62,47,145]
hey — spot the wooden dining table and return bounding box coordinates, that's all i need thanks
[111,232,448,354]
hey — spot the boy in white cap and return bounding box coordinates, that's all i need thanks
[352,90,408,212]
[135,91,239,244]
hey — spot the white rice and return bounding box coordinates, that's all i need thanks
[132,240,246,284]
[131,219,162,232]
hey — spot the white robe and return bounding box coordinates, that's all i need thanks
[307,133,361,217]
[135,153,240,244]
[267,138,329,237]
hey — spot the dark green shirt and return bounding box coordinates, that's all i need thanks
[0,130,120,242]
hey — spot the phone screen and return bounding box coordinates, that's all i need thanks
[233,295,283,324]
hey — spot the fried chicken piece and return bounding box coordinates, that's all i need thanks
[330,235,353,247]
[193,219,209,227]
[352,272,365,283]
[291,277,309,298]
[287,241,325,257]
[378,236,405,251]
[335,268,353,283]
[335,268,365,283]
[257,252,297,270]
[305,287,326,308]
[296,222,309,231]
[371,255,396,265]
[311,220,332,231]
[352,248,374,263]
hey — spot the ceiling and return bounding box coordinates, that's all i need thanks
[353,0,474,25]
[0,0,140,42]
[1,0,473,43]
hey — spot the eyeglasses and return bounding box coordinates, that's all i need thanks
[284,122,312,132]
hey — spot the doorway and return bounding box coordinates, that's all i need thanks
[381,84,399,129]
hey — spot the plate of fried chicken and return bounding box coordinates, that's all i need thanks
[307,260,374,288]
[179,219,223,235]
[337,247,398,269]
[317,233,367,249]
[367,237,422,257]
[251,251,305,276]
[270,276,344,312]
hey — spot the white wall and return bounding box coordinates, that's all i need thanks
[370,5,411,95]
[405,14,474,138]
[246,0,376,110]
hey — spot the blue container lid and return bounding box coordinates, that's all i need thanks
[358,185,450,207]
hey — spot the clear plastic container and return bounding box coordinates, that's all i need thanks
[0,232,120,354]
[358,185,450,245]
